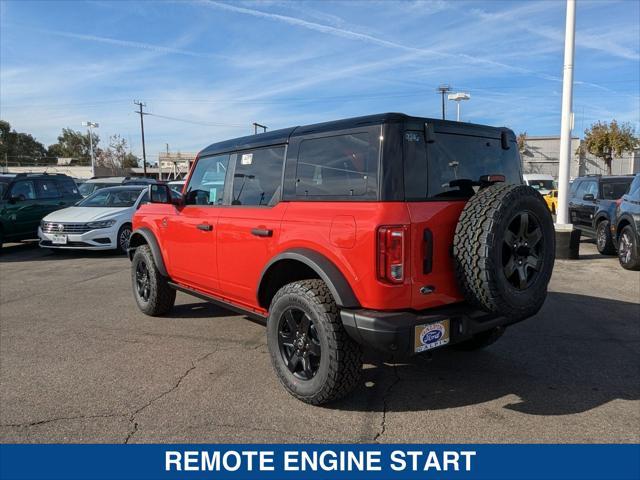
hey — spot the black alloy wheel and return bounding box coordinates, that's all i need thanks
[277,308,321,380]
[502,211,543,290]
[135,259,151,302]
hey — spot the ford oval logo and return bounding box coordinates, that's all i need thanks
[425,330,442,343]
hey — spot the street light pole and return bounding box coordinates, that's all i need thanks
[82,121,99,178]
[447,92,471,122]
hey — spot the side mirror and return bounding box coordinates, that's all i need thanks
[149,184,172,204]
[583,193,595,201]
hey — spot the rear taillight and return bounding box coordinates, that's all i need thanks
[377,226,407,284]
[615,198,623,207]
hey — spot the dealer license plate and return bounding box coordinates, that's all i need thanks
[414,319,450,353]
[51,234,67,245]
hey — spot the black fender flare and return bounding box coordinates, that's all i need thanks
[128,227,168,277]
[593,212,609,227]
[258,248,360,308]
[615,214,635,240]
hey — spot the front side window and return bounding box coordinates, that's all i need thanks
[296,133,376,198]
[231,146,285,206]
[58,178,80,196]
[36,179,61,199]
[9,180,36,200]
[184,154,229,206]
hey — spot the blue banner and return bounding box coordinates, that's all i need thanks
[1,444,638,480]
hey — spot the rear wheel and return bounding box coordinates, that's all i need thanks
[454,184,555,320]
[131,244,176,315]
[596,220,616,255]
[618,225,640,271]
[267,279,362,405]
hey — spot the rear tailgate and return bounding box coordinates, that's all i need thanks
[406,201,466,310]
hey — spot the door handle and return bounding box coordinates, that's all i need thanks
[251,228,273,237]
[197,223,213,231]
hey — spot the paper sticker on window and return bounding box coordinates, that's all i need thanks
[241,153,253,165]
[209,187,218,203]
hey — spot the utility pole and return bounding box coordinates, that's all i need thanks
[82,121,99,178]
[437,85,452,120]
[253,122,267,134]
[134,100,148,176]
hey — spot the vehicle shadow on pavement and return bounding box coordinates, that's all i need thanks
[332,292,639,416]
[166,302,239,319]
[0,242,122,262]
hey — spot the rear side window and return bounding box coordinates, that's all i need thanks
[185,154,230,206]
[231,146,285,206]
[404,131,522,200]
[295,133,376,198]
[58,178,80,196]
[36,179,61,199]
[601,180,632,200]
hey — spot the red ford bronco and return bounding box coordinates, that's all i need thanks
[129,113,555,404]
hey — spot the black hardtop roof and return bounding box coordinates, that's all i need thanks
[199,113,514,156]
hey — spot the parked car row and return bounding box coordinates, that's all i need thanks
[541,174,639,270]
[0,173,184,251]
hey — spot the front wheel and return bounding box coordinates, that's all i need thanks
[117,223,133,254]
[618,225,640,271]
[596,220,616,255]
[131,245,176,315]
[266,279,362,405]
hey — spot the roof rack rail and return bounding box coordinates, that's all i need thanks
[14,172,66,177]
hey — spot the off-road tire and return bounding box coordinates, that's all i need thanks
[267,279,362,405]
[452,326,505,351]
[596,220,616,255]
[131,244,176,316]
[116,223,133,254]
[453,183,555,320]
[618,225,640,271]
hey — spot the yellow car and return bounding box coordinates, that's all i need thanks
[544,190,558,214]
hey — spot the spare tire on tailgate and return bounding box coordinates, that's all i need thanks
[453,183,555,320]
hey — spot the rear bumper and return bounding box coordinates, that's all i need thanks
[340,303,522,356]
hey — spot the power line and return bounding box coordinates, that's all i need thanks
[145,112,246,128]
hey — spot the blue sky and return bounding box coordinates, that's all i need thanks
[1,0,638,162]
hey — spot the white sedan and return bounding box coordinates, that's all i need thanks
[38,186,147,253]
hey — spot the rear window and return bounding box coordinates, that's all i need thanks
[295,132,377,198]
[404,131,522,200]
[601,179,632,200]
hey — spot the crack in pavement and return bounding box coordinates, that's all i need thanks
[1,412,126,429]
[373,359,401,443]
[123,349,222,444]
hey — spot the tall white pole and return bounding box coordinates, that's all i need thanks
[88,125,95,178]
[556,0,576,226]
[457,102,461,122]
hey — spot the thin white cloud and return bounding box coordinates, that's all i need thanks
[28,26,228,60]
[196,0,568,83]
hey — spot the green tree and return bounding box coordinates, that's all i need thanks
[583,120,638,175]
[122,152,140,169]
[517,132,528,153]
[0,120,48,162]
[47,127,100,161]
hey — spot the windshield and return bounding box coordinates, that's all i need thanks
[77,188,143,207]
[527,180,555,191]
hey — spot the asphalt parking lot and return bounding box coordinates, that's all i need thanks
[1,241,638,443]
